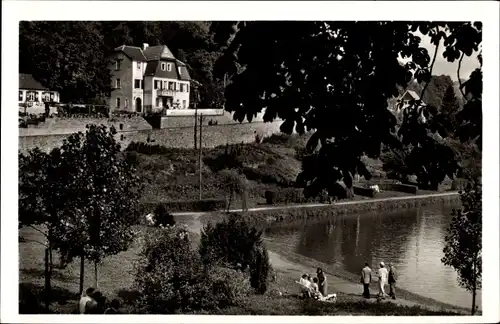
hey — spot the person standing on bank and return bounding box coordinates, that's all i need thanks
[316,268,328,296]
[377,262,389,299]
[388,263,397,299]
[361,262,372,298]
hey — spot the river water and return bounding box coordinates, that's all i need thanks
[264,204,481,310]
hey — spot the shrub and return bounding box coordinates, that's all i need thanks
[125,151,140,168]
[250,247,271,294]
[242,165,293,187]
[199,214,271,294]
[272,187,313,204]
[135,226,249,313]
[353,186,377,198]
[154,203,175,227]
[264,190,276,205]
[207,267,252,308]
[126,142,170,155]
[378,183,418,194]
[203,144,244,172]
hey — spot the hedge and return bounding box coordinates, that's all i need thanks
[140,198,227,214]
[378,183,418,194]
[353,186,377,198]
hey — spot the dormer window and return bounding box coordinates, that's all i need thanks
[161,63,166,71]
[167,63,172,72]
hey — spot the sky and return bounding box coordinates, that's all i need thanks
[415,31,481,81]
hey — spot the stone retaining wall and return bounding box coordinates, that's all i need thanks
[19,120,284,153]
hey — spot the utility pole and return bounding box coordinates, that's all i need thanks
[198,113,203,200]
[194,108,198,149]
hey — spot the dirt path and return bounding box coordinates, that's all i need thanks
[172,191,459,216]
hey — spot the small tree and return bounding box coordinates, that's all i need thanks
[219,169,248,212]
[442,179,482,315]
[51,124,142,292]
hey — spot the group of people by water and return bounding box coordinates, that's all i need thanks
[362,261,397,300]
[298,262,397,302]
[79,287,121,314]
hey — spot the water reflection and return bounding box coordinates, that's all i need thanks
[267,205,481,310]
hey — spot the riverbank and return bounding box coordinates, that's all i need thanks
[174,192,472,314]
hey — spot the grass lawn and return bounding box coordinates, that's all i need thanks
[19,225,461,316]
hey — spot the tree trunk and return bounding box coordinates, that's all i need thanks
[94,262,99,289]
[79,254,85,296]
[471,286,476,315]
[471,260,477,315]
[227,190,233,212]
[44,248,51,312]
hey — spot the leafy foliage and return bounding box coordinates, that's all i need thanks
[442,179,482,314]
[19,21,226,107]
[153,203,175,227]
[19,22,111,103]
[440,84,460,129]
[199,214,271,293]
[135,226,250,313]
[214,21,482,196]
[47,125,142,268]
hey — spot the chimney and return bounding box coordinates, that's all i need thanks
[143,43,149,51]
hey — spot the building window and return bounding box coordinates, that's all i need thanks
[19,91,23,101]
[167,63,172,72]
[116,97,120,108]
[125,99,128,108]
[35,92,40,102]
[50,92,55,101]
[134,79,141,89]
[161,63,166,71]
[137,62,141,69]
[26,91,35,101]
[168,82,175,90]
[176,83,180,91]
[115,60,121,70]
[116,79,121,88]
[163,81,168,90]
[182,100,186,109]
[154,80,159,89]
[43,92,51,102]
[186,84,189,93]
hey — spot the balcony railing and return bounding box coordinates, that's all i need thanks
[157,89,175,97]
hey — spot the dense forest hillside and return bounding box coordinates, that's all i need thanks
[19,21,227,106]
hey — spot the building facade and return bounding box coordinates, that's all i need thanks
[108,43,192,113]
[19,73,60,107]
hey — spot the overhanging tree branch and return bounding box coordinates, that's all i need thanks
[28,224,49,238]
[457,52,468,101]
[420,28,440,102]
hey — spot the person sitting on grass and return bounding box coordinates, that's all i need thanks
[311,277,338,302]
[297,274,312,299]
